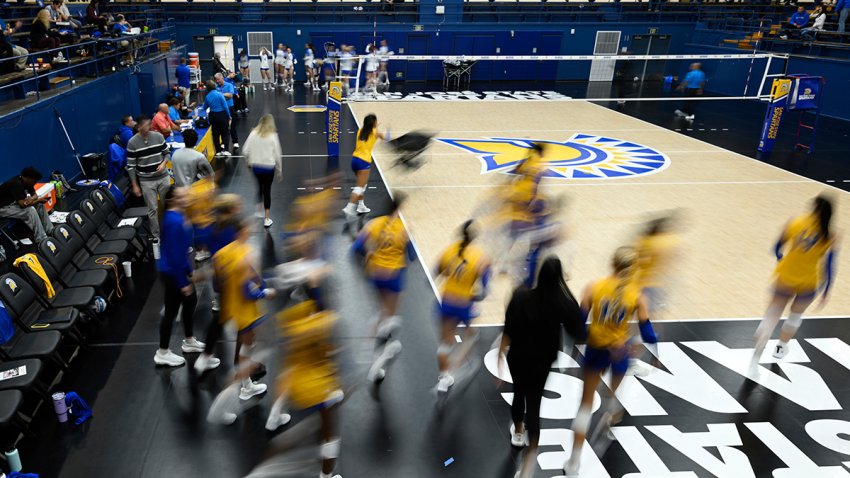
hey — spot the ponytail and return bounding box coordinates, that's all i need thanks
[458,220,474,260]
[359,114,377,142]
[814,195,833,240]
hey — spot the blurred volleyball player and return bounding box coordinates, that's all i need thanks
[283,46,295,92]
[377,39,392,86]
[434,220,491,392]
[342,114,387,219]
[351,194,413,381]
[207,218,276,423]
[364,44,380,94]
[753,195,838,363]
[258,47,272,91]
[633,215,680,313]
[274,43,286,87]
[304,43,318,91]
[564,246,657,477]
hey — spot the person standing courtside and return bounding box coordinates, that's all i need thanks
[126,114,170,242]
[175,57,191,105]
[215,72,239,150]
[242,114,282,228]
[0,167,54,243]
[203,79,231,157]
[675,62,705,122]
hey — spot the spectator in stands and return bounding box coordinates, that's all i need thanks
[802,5,826,40]
[86,0,108,32]
[215,72,239,150]
[1,19,27,72]
[175,57,191,105]
[30,10,64,51]
[0,167,53,242]
[47,0,79,30]
[675,62,704,122]
[0,167,53,243]
[126,114,171,241]
[781,6,810,39]
[203,79,231,157]
[152,103,180,138]
[118,114,136,148]
[112,14,131,35]
[212,52,230,76]
[838,0,847,33]
[171,129,213,187]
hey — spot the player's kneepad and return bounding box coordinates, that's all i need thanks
[437,343,454,356]
[352,186,365,196]
[320,438,341,459]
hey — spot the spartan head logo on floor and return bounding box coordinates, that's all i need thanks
[438,134,670,179]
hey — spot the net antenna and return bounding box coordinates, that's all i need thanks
[347,53,789,102]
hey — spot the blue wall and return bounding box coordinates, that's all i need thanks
[0,54,176,181]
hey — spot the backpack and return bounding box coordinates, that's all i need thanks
[0,300,16,345]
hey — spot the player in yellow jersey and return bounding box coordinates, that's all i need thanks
[266,287,345,478]
[185,176,216,262]
[633,215,680,314]
[564,246,656,477]
[434,220,491,392]
[351,194,412,382]
[342,114,387,219]
[753,195,838,362]
[207,218,277,424]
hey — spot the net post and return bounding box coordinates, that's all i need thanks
[355,56,364,97]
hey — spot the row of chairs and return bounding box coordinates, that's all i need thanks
[0,185,148,444]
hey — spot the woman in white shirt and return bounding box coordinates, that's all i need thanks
[802,6,826,40]
[242,114,283,228]
[365,44,380,93]
[258,47,272,91]
[304,43,318,91]
[274,43,286,88]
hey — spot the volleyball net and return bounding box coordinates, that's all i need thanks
[328,52,789,103]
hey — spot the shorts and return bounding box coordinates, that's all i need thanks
[238,315,267,335]
[193,225,212,249]
[583,345,630,376]
[439,301,473,326]
[366,67,377,73]
[260,67,269,71]
[371,269,404,293]
[774,279,817,299]
[305,61,314,68]
[351,156,372,172]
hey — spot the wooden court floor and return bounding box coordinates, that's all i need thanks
[349,101,850,326]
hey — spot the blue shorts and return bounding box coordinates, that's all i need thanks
[371,269,404,293]
[583,345,630,376]
[439,302,474,326]
[351,156,371,172]
[193,225,212,249]
[238,316,266,335]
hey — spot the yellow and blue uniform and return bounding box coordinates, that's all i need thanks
[584,277,642,375]
[351,129,378,172]
[437,241,491,324]
[214,240,268,333]
[276,299,341,410]
[186,177,216,249]
[351,215,414,292]
[774,213,835,297]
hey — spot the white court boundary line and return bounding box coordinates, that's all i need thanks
[391,180,813,189]
[466,314,850,327]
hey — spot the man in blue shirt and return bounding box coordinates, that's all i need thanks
[118,115,136,149]
[203,79,231,157]
[175,57,191,105]
[782,6,810,39]
[837,0,847,33]
[215,72,240,150]
[674,62,705,122]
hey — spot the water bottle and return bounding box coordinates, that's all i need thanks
[5,448,22,472]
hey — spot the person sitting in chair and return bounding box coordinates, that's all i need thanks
[0,167,54,243]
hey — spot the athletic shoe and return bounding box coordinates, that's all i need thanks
[342,204,357,217]
[510,422,528,447]
[356,203,371,214]
[194,354,221,372]
[303,81,311,86]
[222,151,232,157]
[232,142,239,150]
[154,349,185,367]
[244,107,250,112]
[376,316,402,339]
[219,412,238,425]
[195,249,210,262]
[674,109,685,117]
[368,366,386,382]
[264,218,274,228]
[437,374,455,393]
[685,115,695,121]
[773,343,789,359]
[265,412,292,431]
[255,211,265,218]
[211,297,220,312]
[313,85,320,92]
[325,389,345,406]
[182,337,205,353]
[239,381,267,400]
[780,35,788,39]
[563,456,580,477]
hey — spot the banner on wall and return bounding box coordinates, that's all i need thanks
[757,78,792,153]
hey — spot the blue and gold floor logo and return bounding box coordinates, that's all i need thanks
[437,134,670,179]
